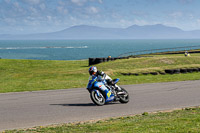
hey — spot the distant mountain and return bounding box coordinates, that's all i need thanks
[1,24,200,39]
[48,25,123,39]
[124,24,185,39]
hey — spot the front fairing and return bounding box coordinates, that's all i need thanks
[87,75,105,89]
[87,76,97,90]
[87,75,115,102]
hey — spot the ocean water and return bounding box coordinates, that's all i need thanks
[0,39,200,60]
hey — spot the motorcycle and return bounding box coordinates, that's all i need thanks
[86,75,129,106]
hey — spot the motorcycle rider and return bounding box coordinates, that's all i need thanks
[88,66,123,100]
[88,66,113,85]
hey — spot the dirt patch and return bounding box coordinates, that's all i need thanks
[159,58,175,64]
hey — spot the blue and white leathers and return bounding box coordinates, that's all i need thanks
[87,75,115,103]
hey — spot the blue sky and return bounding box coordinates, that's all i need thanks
[1,0,200,34]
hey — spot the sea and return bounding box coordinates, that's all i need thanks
[0,39,200,60]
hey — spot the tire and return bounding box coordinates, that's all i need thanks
[187,68,193,73]
[165,69,174,74]
[173,69,180,74]
[159,72,166,75]
[180,68,187,73]
[118,87,129,103]
[142,72,149,75]
[192,68,199,72]
[150,72,158,75]
[90,90,105,106]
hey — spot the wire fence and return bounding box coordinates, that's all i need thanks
[118,45,200,57]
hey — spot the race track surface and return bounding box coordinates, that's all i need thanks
[0,80,200,131]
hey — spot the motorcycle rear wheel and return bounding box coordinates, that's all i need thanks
[118,87,129,103]
[90,90,105,106]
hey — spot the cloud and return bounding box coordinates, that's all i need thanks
[133,19,149,25]
[119,19,133,27]
[197,19,200,24]
[47,15,52,21]
[98,0,103,4]
[21,0,42,5]
[71,0,87,6]
[57,6,68,15]
[86,6,99,14]
[13,2,20,8]
[29,7,38,15]
[39,3,46,10]
[177,0,194,4]
[1,0,200,34]
[4,0,10,4]
[188,14,194,19]
[169,12,183,18]
[4,18,16,25]
[132,10,149,18]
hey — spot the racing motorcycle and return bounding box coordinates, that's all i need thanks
[86,75,129,106]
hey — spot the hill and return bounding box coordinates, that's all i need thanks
[1,24,200,39]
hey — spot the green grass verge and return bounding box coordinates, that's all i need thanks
[5,107,200,133]
[0,53,200,93]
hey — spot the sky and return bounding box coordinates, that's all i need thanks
[1,0,200,34]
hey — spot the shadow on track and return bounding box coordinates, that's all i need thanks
[50,103,96,107]
[50,102,120,107]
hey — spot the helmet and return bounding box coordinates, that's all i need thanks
[89,66,97,75]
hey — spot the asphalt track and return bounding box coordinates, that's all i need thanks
[0,80,200,131]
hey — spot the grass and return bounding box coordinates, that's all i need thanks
[2,53,200,132]
[0,59,88,93]
[5,107,200,133]
[98,53,200,74]
[0,53,200,93]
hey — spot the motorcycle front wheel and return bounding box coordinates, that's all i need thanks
[118,87,129,103]
[90,90,105,106]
